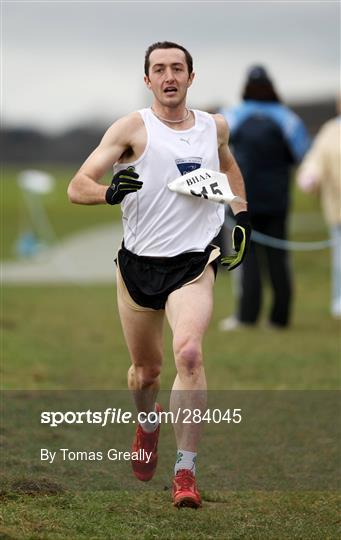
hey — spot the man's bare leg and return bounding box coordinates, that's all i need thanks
[117,296,165,481]
[117,297,164,414]
[166,266,214,453]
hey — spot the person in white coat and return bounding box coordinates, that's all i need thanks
[297,109,341,318]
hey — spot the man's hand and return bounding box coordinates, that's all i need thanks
[221,211,251,271]
[105,166,142,205]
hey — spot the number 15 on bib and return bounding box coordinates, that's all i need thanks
[167,168,245,205]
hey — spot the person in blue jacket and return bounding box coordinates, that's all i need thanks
[220,65,310,330]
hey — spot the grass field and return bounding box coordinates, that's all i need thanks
[1,165,120,261]
[1,166,340,539]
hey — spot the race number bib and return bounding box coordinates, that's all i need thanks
[168,168,245,205]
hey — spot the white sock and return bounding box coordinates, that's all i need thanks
[139,404,159,433]
[174,449,197,475]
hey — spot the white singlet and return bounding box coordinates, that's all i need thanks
[114,108,225,257]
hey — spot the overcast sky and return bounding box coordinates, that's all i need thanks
[3,1,340,132]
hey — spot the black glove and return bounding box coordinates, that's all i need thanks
[221,211,251,271]
[105,166,142,205]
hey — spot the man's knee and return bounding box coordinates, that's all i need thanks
[173,337,203,377]
[132,364,161,390]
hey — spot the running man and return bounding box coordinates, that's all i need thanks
[68,41,250,508]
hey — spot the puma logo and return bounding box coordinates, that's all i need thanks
[180,137,190,145]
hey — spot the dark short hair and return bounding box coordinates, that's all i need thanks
[144,41,193,76]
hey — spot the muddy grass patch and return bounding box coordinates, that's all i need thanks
[10,478,65,496]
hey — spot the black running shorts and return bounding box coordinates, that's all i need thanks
[116,244,220,311]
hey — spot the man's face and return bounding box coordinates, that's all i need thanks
[145,48,194,108]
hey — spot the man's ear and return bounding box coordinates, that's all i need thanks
[187,71,195,88]
[144,75,152,89]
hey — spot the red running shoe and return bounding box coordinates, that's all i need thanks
[172,469,202,508]
[131,403,161,482]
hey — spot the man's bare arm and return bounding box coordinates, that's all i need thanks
[67,113,141,205]
[212,114,251,270]
[213,114,248,215]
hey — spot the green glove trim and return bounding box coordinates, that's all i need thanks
[221,226,246,270]
[119,175,139,181]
